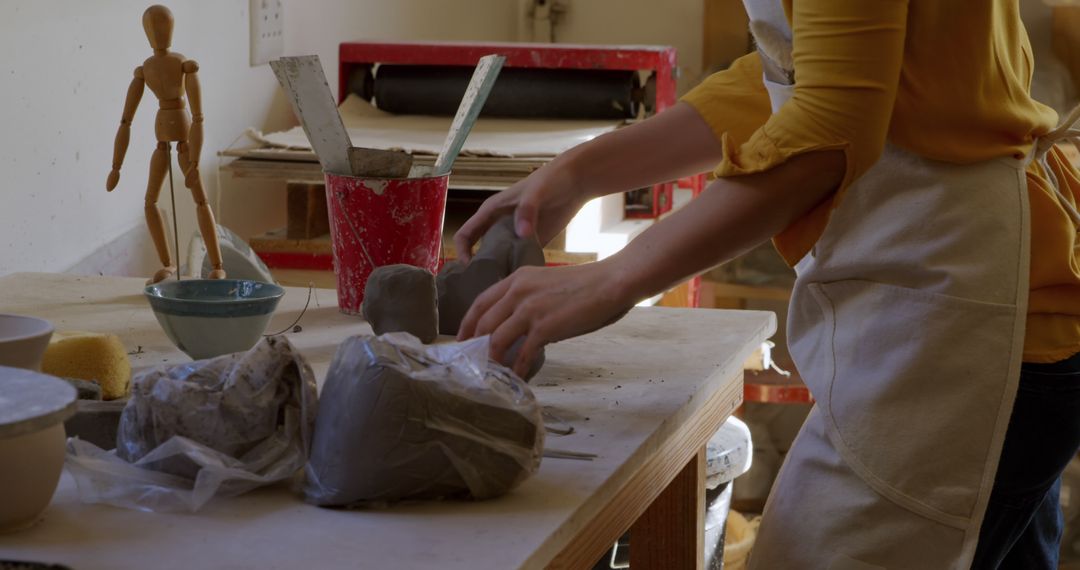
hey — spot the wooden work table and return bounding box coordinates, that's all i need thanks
[0,273,774,570]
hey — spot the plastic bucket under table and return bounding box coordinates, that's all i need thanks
[324,168,449,314]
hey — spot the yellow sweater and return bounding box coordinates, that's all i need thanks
[683,0,1080,363]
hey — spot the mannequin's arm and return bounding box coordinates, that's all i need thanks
[182,60,203,185]
[106,66,145,191]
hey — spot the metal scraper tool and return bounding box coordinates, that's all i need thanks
[432,54,506,176]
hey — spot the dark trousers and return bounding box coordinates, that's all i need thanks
[972,350,1080,569]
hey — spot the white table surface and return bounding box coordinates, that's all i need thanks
[0,273,774,569]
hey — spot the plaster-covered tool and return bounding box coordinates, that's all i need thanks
[271,55,413,178]
[432,54,506,175]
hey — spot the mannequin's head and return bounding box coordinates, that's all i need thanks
[143,5,174,51]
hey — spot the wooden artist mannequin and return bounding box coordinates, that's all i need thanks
[106,4,226,283]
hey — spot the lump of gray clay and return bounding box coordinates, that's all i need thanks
[436,262,546,381]
[362,264,438,344]
[438,216,546,336]
[115,336,317,483]
[436,258,504,336]
[304,334,543,506]
[473,215,546,273]
[436,216,549,380]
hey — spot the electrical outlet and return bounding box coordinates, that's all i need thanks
[250,0,284,66]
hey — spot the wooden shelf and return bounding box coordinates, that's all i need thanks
[248,228,597,273]
[220,150,542,191]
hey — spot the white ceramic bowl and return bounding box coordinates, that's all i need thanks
[144,279,284,360]
[0,314,54,371]
[0,366,76,533]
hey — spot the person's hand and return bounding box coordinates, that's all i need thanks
[455,101,729,260]
[457,260,635,378]
[454,159,589,262]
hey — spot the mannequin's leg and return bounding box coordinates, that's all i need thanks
[177,141,226,279]
[145,141,176,284]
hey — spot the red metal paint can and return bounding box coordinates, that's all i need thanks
[324,170,449,314]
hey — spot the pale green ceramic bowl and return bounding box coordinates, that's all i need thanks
[144,279,284,360]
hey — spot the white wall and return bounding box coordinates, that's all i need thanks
[285,0,519,100]
[0,0,710,278]
[0,0,518,279]
[554,0,707,94]
[0,1,285,277]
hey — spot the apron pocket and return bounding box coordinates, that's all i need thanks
[795,279,1019,525]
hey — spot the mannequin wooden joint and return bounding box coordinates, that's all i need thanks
[105,4,225,283]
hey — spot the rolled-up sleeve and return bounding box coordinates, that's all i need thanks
[685,0,910,194]
[681,52,773,154]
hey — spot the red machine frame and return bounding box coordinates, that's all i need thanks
[338,40,679,218]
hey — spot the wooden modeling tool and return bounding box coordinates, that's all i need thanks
[433,55,506,176]
[105,4,226,284]
[271,56,412,178]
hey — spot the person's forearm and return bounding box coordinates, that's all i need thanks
[557,102,725,199]
[609,149,846,302]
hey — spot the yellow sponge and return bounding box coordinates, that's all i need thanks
[42,331,132,400]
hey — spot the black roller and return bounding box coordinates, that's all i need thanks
[369,65,639,120]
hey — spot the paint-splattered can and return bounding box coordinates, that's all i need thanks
[324,168,449,314]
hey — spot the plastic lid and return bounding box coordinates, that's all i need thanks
[0,366,77,439]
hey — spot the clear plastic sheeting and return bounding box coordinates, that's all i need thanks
[304,333,544,506]
[64,336,317,512]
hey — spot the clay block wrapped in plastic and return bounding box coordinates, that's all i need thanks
[64,336,317,512]
[304,333,543,506]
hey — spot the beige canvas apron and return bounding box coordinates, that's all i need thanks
[738,3,1075,568]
